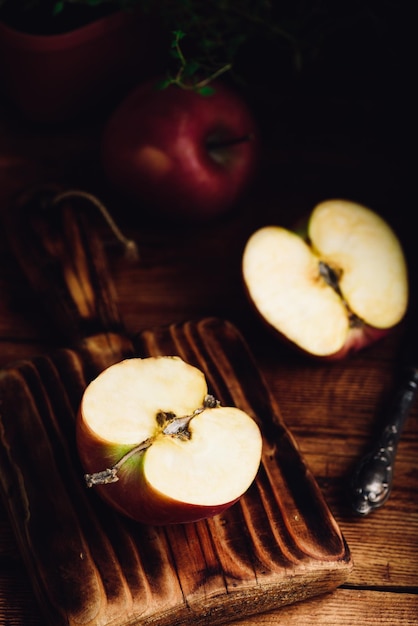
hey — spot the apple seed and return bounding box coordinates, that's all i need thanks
[162,394,219,437]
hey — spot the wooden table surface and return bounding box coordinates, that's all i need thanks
[0,70,417,626]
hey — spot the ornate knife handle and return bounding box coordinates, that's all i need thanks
[349,366,418,516]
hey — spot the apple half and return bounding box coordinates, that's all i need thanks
[242,199,408,359]
[76,356,262,525]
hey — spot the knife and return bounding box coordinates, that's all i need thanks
[348,324,418,516]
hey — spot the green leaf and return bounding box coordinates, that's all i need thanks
[154,77,174,90]
[172,29,186,45]
[183,60,200,77]
[170,48,181,60]
[52,1,64,14]
[197,85,216,96]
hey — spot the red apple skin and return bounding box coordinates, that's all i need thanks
[101,78,260,222]
[76,410,242,526]
[261,309,391,361]
[323,324,391,361]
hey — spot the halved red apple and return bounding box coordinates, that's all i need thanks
[242,199,408,359]
[76,356,263,525]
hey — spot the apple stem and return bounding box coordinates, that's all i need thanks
[83,395,220,489]
[84,437,153,488]
[206,134,254,151]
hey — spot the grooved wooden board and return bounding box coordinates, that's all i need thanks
[0,317,352,626]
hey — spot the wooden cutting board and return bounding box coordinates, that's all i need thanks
[0,186,352,626]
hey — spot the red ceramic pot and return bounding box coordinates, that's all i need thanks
[0,9,167,124]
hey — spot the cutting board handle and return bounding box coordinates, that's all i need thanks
[3,184,137,353]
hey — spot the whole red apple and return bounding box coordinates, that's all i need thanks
[101,78,260,222]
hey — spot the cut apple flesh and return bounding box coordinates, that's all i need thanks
[243,227,350,356]
[145,406,262,505]
[310,200,408,329]
[81,356,208,445]
[242,200,408,357]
